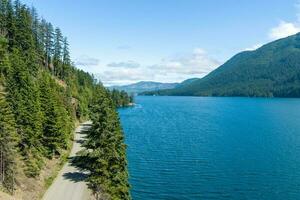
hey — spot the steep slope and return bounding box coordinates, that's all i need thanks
[148,33,300,97]
[0,0,131,199]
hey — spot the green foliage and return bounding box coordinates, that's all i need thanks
[148,33,300,97]
[110,89,133,108]
[39,71,72,157]
[7,48,44,176]
[0,92,19,191]
[75,87,131,200]
[0,35,18,193]
[0,0,88,177]
[0,0,131,197]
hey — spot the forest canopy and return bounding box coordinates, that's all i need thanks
[0,0,131,198]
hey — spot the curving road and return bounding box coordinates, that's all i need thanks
[43,121,92,200]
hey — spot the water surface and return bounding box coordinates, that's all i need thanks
[119,96,300,200]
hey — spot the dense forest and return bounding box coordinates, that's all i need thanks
[110,89,134,107]
[145,33,300,97]
[74,88,131,199]
[0,0,131,198]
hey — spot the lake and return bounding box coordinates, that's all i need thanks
[118,96,300,200]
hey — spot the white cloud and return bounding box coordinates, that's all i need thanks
[107,61,140,68]
[74,55,100,66]
[96,67,154,86]
[95,48,221,86]
[152,48,220,75]
[247,3,300,52]
[268,1,300,40]
[269,21,300,40]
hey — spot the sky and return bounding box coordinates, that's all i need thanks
[23,0,300,86]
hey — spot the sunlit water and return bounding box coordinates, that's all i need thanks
[118,96,300,200]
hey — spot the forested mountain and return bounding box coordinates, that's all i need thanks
[145,33,300,97]
[0,0,130,199]
[109,81,178,93]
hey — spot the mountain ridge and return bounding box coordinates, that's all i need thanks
[109,81,179,93]
[144,33,300,97]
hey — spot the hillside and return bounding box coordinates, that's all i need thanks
[0,0,130,199]
[109,81,178,93]
[146,33,300,97]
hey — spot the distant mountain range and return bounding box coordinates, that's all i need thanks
[144,33,300,97]
[109,81,179,93]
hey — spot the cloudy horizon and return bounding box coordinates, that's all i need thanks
[23,0,300,86]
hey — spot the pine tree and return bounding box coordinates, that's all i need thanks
[0,35,19,193]
[5,0,16,51]
[0,92,19,193]
[0,36,10,75]
[7,48,43,176]
[0,0,8,35]
[29,6,39,49]
[39,18,48,65]
[45,22,54,71]
[39,72,72,157]
[53,27,63,77]
[0,1,131,196]
[110,89,133,107]
[62,36,70,79]
[79,87,131,200]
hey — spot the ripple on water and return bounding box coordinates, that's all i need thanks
[119,96,300,200]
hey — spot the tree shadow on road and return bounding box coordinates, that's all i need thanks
[63,171,88,183]
[75,139,85,145]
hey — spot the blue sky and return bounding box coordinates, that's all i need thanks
[23,0,300,85]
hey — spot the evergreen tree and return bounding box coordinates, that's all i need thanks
[78,87,131,200]
[0,1,131,197]
[39,18,48,64]
[0,36,10,75]
[7,48,43,176]
[14,2,32,51]
[0,35,19,193]
[39,72,72,157]
[62,36,70,79]
[110,89,133,107]
[53,27,63,76]
[29,6,39,49]
[0,92,19,192]
[0,0,8,35]
[45,22,54,71]
[5,0,16,51]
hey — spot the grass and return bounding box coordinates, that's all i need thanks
[43,154,68,189]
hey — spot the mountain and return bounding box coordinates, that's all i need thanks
[109,81,179,93]
[146,33,300,97]
[179,78,200,85]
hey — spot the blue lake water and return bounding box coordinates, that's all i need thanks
[118,96,300,200]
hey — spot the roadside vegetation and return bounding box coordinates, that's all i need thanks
[0,0,132,199]
[74,88,131,200]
